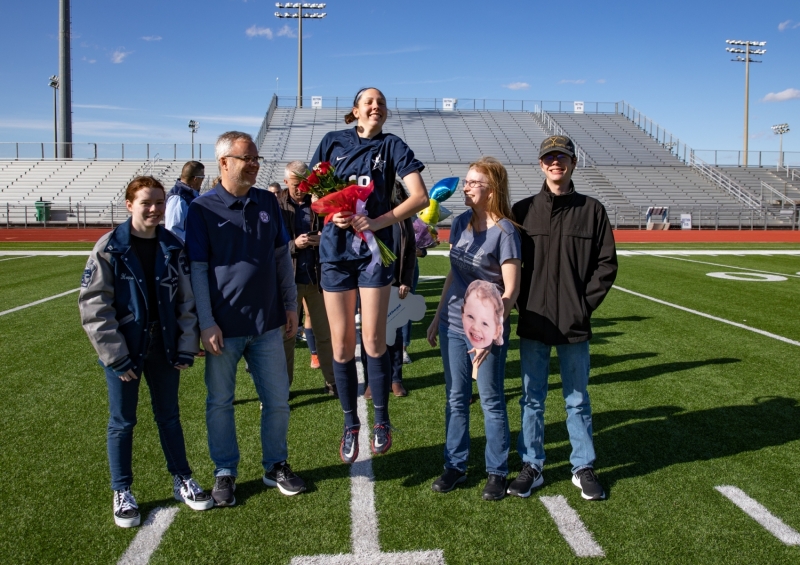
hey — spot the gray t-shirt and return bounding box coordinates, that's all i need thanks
[441,211,521,334]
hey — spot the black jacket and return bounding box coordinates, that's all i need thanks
[392,217,417,288]
[279,194,323,289]
[511,181,617,345]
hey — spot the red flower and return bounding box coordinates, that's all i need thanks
[306,172,319,185]
[298,181,311,193]
[315,162,333,175]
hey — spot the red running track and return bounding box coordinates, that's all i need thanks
[2,227,800,243]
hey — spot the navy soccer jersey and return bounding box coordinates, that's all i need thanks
[310,127,424,264]
[184,184,290,338]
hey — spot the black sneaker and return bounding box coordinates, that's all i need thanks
[572,468,606,501]
[211,475,236,507]
[506,463,544,498]
[173,475,214,510]
[112,488,140,528]
[263,461,306,496]
[431,468,466,493]
[482,474,507,501]
[371,423,392,455]
[340,426,359,464]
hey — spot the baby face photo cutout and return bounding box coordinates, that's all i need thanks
[461,280,504,350]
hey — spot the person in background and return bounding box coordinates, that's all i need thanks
[508,135,617,501]
[426,157,520,501]
[185,131,305,506]
[79,176,212,528]
[268,181,288,205]
[279,160,337,396]
[165,161,205,243]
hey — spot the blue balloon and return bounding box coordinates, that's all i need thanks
[429,177,459,203]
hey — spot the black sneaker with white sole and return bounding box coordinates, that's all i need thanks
[211,475,236,506]
[113,488,141,528]
[263,461,306,496]
[482,474,507,501]
[431,468,467,493]
[506,463,544,498]
[173,475,214,510]
[572,467,606,500]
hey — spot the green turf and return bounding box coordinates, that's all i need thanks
[2,249,800,564]
[0,241,96,250]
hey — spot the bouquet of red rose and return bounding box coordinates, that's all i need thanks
[296,162,396,269]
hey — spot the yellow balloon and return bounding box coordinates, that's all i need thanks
[418,199,440,225]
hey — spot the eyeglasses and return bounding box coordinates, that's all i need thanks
[224,155,265,165]
[541,153,573,165]
[462,179,489,189]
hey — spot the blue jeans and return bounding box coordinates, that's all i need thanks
[517,338,596,474]
[205,327,290,476]
[105,326,191,491]
[439,322,510,476]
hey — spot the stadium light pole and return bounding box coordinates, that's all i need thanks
[58,0,73,159]
[726,39,766,168]
[49,75,59,159]
[771,123,789,170]
[275,3,327,108]
[188,120,199,159]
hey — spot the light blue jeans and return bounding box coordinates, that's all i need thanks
[517,338,596,475]
[440,322,511,477]
[205,327,290,477]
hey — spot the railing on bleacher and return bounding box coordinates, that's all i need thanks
[689,153,760,210]
[531,109,589,167]
[0,142,211,161]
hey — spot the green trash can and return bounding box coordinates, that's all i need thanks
[35,200,52,222]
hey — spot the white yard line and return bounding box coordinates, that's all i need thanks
[291,346,446,565]
[0,255,33,262]
[0,288,80,317]
[540,495,605,558]
[622,252,800,278]
[715,486,800,545]
[614,286,800,347]
[116,507,179,565]
[0,250,90,256]
[618,250,800,256]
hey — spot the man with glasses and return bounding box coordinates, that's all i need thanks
[165,161,205,243]
[508,135,617,501]
[185,131,306,506]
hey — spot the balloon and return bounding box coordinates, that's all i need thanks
[429,177,459,203]
[418,199,440,226]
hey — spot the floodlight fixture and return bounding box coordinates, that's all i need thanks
[49,75,59,158]
[275,2,327,108]
[726,39,766,167]
[188,120,199,158]
[772,123,790,169]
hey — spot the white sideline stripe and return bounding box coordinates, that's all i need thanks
[625,253,800,278]
[426,250,449,257]
[0,288,80,317]
[0,255,33,262]
[290,345,446,565]
[0,250,90,256]
[116,507,179,565]
[715,486,800,545]
[540,495,605,558]
[618,250,800,256]
[614,286,800,347]
[418,276,446,281]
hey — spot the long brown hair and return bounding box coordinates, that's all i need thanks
[467,157,516,230]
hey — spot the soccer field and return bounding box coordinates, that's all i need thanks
[2,243,800,564]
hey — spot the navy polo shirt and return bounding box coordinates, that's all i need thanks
[311,127,424,264]
[288,197,316,285]
[185,184,290,338]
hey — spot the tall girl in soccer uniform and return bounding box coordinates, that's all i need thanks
[310,87,428,462]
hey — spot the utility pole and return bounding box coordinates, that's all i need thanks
[188,120,199,159]
[49,76,59,158]
[726,39,766,168]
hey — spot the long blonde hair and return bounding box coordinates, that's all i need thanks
[467,156,516,230]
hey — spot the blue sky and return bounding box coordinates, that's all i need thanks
[0,0,797,153]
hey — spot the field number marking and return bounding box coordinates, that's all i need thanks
[117,507,179,565]
[706,272,787,282]
[0,288,80,317]
[614,286,800,347]
[540,495,605,557]
[715,486,800,545]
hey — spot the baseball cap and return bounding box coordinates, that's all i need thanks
[538,135,576,159]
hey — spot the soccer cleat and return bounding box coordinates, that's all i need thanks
[340,427,360,464]
[371,424,393,455]
[572,468,606,501]
[173,475,214,510]
[211,475,236,507]
[113,488,141,528]
[482,474,507,501]
[310,354,320,369]
[431,468,467,493]
[506,463,544,498]
[263,461,306,496]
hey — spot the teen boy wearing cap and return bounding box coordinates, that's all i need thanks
[508,135,617,501]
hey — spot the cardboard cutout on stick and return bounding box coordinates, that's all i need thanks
[461,280,504,380]
[386,292,427,346]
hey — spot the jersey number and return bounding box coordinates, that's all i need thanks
[348,175,371,187]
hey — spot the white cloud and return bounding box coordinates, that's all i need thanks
[762,88,800,102]
[596,79,607,84]
[332,46,426,57]
[504,82,530,91]
[246,25,273,39]
[141,35,162,41]
[167,114,263,127]
[0,118,52,130]
[277,24,296,38]
[777,19,800,31]
[111,49,132,64]
[74,104,133,110]
[81,56,96,64]
[558,79,586,84]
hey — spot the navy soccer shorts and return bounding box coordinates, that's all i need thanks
[321,258,394,292]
